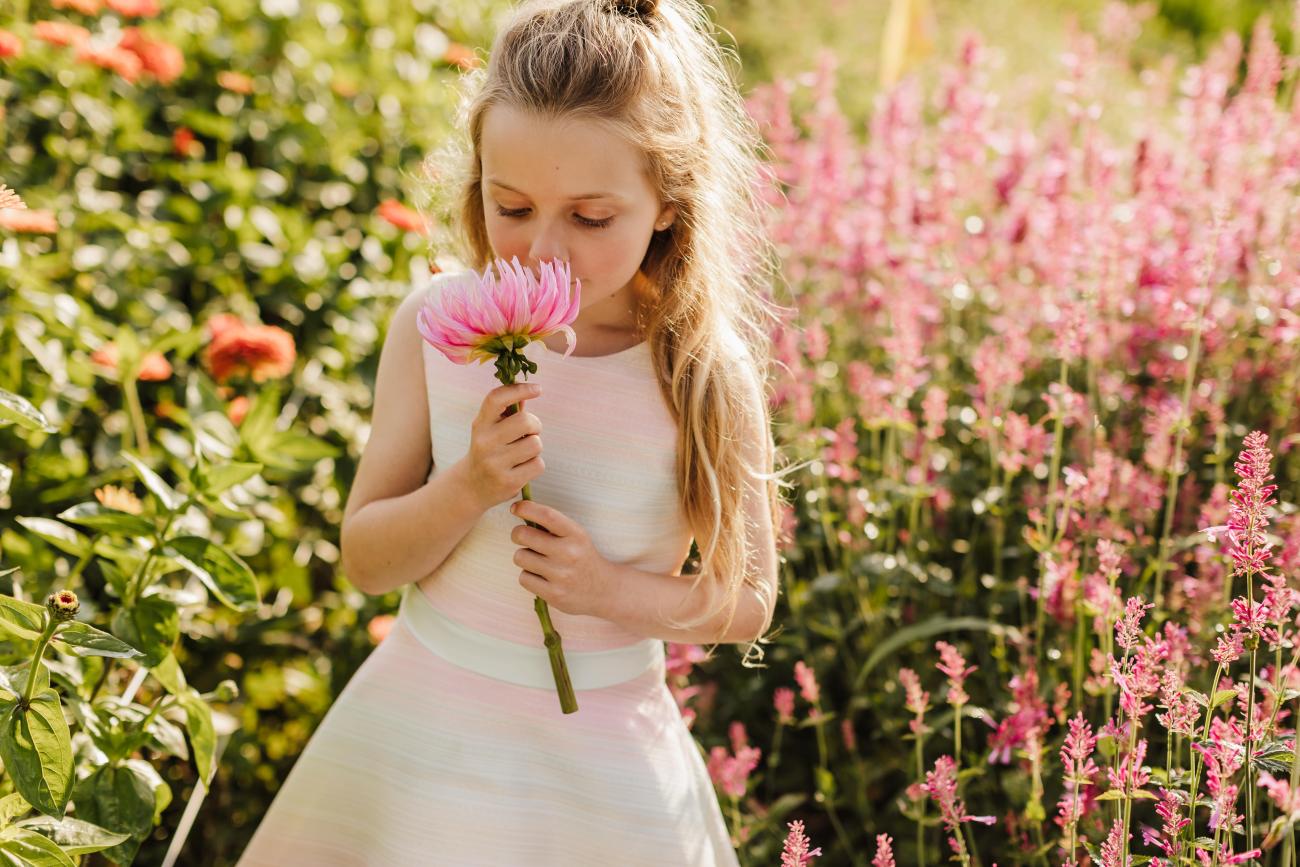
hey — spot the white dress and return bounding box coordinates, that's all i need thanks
[235,272,741,866]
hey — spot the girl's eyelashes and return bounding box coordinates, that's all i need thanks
[494,205,614,230]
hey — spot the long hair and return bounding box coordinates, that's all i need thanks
[417,0,797,666]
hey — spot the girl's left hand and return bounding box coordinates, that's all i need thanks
[510,499,612,618]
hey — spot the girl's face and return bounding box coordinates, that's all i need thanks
[479,103,675,332]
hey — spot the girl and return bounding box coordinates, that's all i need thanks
[237,0,790,862]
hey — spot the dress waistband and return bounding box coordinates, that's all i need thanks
[397,583,665,690]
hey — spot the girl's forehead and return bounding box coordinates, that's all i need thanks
[480,105,651,197]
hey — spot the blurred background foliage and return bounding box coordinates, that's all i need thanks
[0,0,1293,863]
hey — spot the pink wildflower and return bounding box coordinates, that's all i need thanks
[794,660,821,704]
[872,833,896,867]
[774,686,796,725]
[935,640,977,706]
[1224,431,1278,578]
[780,819,823,866]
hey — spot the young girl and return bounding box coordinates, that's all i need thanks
[236,0,789,862]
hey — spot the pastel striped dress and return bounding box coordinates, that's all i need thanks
[235,272,741,866]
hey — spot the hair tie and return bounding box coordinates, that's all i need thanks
[608,0,659,23]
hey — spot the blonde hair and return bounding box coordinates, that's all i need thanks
[417,0,796,667]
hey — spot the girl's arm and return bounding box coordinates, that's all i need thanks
[340,287,489,595]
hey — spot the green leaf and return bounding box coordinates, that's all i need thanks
[12,518,89,560]
[853,616,1011,691]
[11,815,130,856]
[0,664,50,701]
[263,431,339,469]
[52,622,144,660]
[0,690,74,819]
[177,691,217,787]
[110,597,179,669]
[70,762,163,866]
[199,461,263,496]
[119,452,185,513]
[55,502,156,537]
[0,826,76,866]
[163,536,260,611]
[0,389,56,434]
[0,794,30,829]
[1210,688,1237,711]
[237,384,281,453]
[150,652,187,696]
[0,598,46,643]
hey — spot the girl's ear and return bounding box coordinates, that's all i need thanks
[655,205,676,231]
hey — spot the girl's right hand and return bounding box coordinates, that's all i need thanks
[463,382,546,511]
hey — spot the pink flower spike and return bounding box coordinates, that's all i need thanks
[780,819,823,866]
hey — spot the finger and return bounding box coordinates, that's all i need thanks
[510,524,555,551]
[513,547,546,572]
[492,382,542,418]
[510,500,569,536]
[519,570,548,599]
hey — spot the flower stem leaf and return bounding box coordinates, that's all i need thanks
[52,622,145,660]
[0,826,77,866]
[0,690,74,819]
[174,690,217,788]
[0,597,48,643]
[9,813,131,856]
[0,388,57,434]
[55,502,156,537]
[120,452,185,513]
[163,536,260,612]
[109,597,179,668]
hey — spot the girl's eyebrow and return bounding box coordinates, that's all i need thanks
[487,178,624,202]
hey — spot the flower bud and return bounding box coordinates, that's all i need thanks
[46,590,80,622]
[213,679,239,702]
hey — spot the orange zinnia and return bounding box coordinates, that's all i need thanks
[106,0,161,17]
[0,30,22,59]
[76,42,144,83]
[90,342,173,381]
[120,28,183,84]
[202,318,296,385]
[34,21,91,48]
[53,0,105,15]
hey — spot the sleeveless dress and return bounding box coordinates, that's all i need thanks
[235,273,742,866]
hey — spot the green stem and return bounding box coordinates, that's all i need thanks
[916,730,927,867]
[1036,359,1069,669]
[23,617,59,708]
[123,377,151,460]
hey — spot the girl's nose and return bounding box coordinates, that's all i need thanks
[527,222,567,267]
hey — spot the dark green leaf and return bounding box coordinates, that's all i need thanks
[0,389,56,434]
[0,826,76,866]
[119,453,185,513]
[52,622,144,660]
[110,597,179,668]
[177,691,217,787]
[199,461,263,496]
[163,537,260,612]
[55,502,155,537]
[13,518,90,560]
[0,690,73,818]
[11,815,130,856]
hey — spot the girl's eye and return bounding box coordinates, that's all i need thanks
[495,206,613,229]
